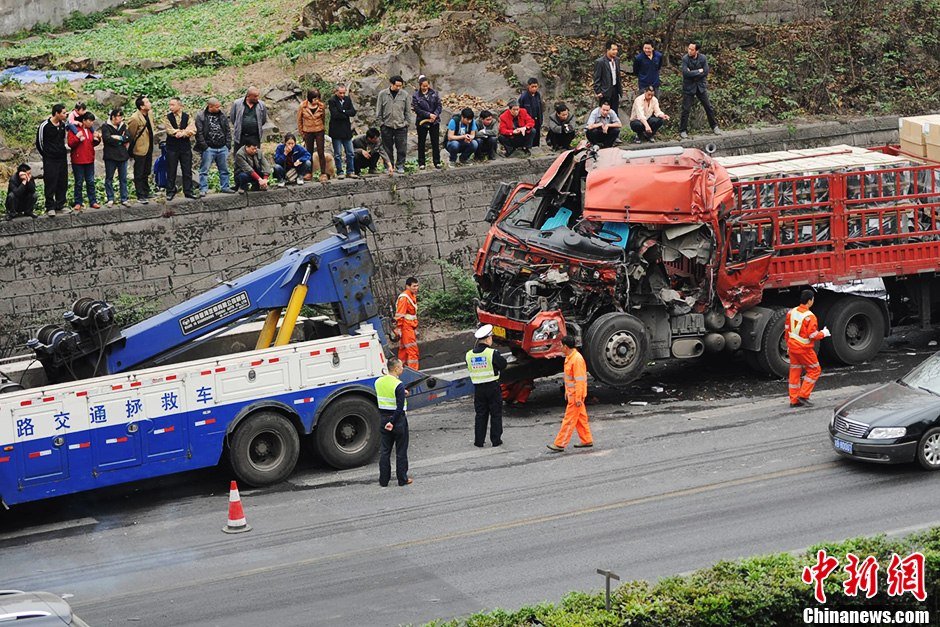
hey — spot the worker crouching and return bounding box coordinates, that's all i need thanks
[467,324,507,447]
[548,335,593,452]
[787,289,830,408]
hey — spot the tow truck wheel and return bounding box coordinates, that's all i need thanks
[751,308,789,378]
[822,297,883,365]
[229,412,301,487]
[584,313,650,387]
[315,395,381,469]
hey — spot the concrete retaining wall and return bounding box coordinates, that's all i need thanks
[0,0,129,37]
[0,115,901,351]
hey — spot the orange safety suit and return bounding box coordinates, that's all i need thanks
[395,290,419,370]
[785,305,825,404]
[554,349,592,448]
[501,379,534,405]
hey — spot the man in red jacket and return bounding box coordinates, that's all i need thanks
[498,99,535,157]
[786,289,830,407]
[67,112,101,211]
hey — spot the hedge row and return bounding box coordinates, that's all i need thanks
[425,528,940,626]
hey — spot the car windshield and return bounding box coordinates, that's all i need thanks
[901,353,940,396]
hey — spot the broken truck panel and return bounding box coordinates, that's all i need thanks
[716,253,774,316]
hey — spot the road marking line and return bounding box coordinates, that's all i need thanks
[0,517,98,542]
[74,461,838,608]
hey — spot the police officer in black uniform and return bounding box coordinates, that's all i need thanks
[466,324,508,447]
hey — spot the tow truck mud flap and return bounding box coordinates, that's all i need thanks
[738,306,776,351]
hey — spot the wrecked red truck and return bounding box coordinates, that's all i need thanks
[474,144,940,386]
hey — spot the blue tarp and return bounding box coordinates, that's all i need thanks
[0,65,100,85]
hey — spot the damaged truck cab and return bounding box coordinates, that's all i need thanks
[475,142,940,387]
[474,146,752,386]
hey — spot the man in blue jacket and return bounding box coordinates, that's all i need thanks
[518,78,544,147]
[633,40,663,97]
[375,357,412,487]
[273,133,312,186]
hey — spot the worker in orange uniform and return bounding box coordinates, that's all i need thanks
[548,335,593,451]
[786,289,830,408]
[395,276,420,370]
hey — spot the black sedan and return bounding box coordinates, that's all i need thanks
[829,352,940,469]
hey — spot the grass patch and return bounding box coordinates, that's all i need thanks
[422,260,478,325]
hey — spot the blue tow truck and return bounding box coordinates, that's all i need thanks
[0,208,473,507]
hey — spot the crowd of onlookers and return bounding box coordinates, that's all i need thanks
[6,38,721,219]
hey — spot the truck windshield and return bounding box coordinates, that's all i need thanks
[500,195,542,230]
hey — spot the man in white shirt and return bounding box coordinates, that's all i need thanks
[629,86,670,143]
[584,101,622,148]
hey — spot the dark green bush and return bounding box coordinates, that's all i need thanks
[421,260,478,325]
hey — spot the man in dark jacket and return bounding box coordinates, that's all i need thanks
[35,103,69,217]
[633,40,663,97]
[328,84,357,179]
[679,42,720,139]
[102,108,131,206]
[163,97,197,200]
[411,75,442,170]
[195,97,234,196]
[229,87,266,156]
[592,41,622,114]
[545,103,577,150]
[475,110,499,161]
[518,77,544,147]
[375,357,412,487]
[233,140,271,191]
[5,163,36,219]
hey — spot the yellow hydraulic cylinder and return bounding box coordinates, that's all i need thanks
[274,265,313,347]
[255,308,282,350]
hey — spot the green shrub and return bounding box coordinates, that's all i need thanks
[110,293,162,328]
[422,260,478,325]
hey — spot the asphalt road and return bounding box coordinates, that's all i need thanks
[3,331,940,627]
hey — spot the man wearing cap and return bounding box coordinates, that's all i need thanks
[548,335,593,452]
[786,289,830,408]
[467,324,508,447]
[374,357,413,486]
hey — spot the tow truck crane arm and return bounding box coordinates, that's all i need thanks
[28,208,384,383]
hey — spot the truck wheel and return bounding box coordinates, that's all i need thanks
[916,427,940,471]
[230,411,300,487]
[584,313,650,387]
[822,297,884,365]
[752,308,789,378]
[315,395,381,469]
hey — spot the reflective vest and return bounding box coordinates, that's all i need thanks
[466,347,499,384]
[395,292,418,322]
[374,374,405,411]
[789,307,814,345]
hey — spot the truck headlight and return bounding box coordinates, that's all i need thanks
[867,427,906,439]
[532,320,561,342]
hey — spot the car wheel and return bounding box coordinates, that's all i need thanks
[314,395,381,469]
[821,296,884,365]
[584,312,650,387]
[752,308,789,378]
[230,411,301,486]
[916,427,940,470]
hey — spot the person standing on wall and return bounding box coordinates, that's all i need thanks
[230,87,267,188]
[395,277,420,370]
[678,41,720,139]
[163,97,198,201]
[375,75,410,175]
[195,97,235,196]
[102,108,131,206]
[35,103,69,216]
[467,325,507,448]
[67,111,101,211]
[297,88,329,183]
[786,289,830,408]
[592,41,622,115]
[411,75,442,170]
[328,83,358,179]
[126,95,155,205]
[548,335,593,452]
[518,77,544,148]
[375,357,412,487]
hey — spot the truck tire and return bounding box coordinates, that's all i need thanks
[230,411,301,487]
[751,308,789,379]
[315,395,381,469]
[584,313,650,387]
[821,296,884,365]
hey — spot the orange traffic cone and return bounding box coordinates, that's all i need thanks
[222,480,252,534]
